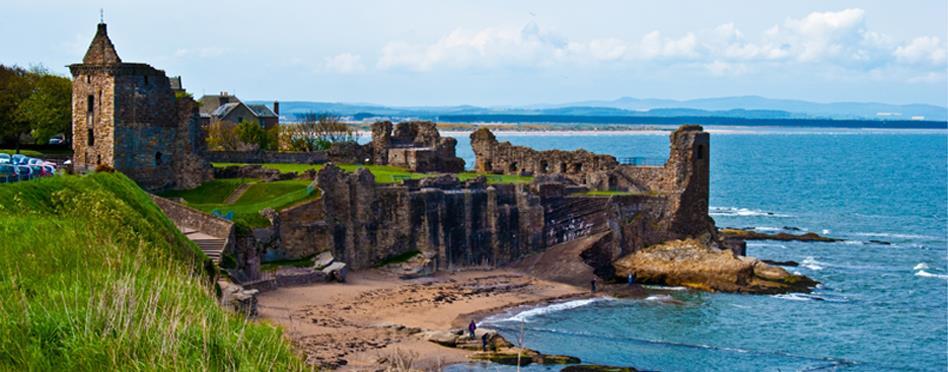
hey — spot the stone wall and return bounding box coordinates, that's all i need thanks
[470,128,619,182]
[150,194,236,248]
[205,150,329,164]
[370,121,465,173]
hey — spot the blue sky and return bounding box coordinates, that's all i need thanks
[2,0,946,106]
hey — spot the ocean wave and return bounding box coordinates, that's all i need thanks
[487,298,608,323]
[913,262,930,271]
[853,232,941,240]
[709,206,792,218]
[773,293,824,302]
[642,285,689,291]
[801,256,824,271]
[746,242,788,249]
[914,270,948,280]
[645,294,674,302]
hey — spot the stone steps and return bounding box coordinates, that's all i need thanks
[181,229,226,263]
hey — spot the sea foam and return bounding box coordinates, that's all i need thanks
[914,270,948,280]
[489,298,608,323]
[801,256,824,271]
[709,206,791,218]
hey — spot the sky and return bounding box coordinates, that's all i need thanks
[2,0,946,106]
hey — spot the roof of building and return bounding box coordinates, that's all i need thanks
[210,102,242,118]
[82,23,122,65]
[198,94,242,115]
[247,104,277,118]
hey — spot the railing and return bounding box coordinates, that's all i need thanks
[619,157,666,166]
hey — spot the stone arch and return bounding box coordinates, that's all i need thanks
[509,162,519,173]
[540,160,550,173]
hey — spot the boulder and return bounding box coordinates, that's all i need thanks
[613,238,818,294]
[217,280,259,316]
[313,251,334,270]
[321,262,348,282]
[426,330,460,347]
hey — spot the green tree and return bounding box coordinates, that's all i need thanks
[18,70,72,144]
[0,65,32,152]
[236,119,267,151]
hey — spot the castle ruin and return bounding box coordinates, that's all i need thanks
[69,22,211,190]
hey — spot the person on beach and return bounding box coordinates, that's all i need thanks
[481,333,489,352]
[468,320,477,338]
[591,278,597,292]
[628,273,635,286]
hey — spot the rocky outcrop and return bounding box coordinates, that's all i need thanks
[720,228,841,242]
[427,328,581,367]
[613,238,818,294]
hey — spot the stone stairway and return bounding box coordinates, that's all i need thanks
[179,227,226,263]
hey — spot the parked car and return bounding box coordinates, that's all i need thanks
[14,165,32,181]
[11,154,26,165]
[0,153,10,164]
[42,164,56,176]
[49,134,65,145]
[0,164,15,183]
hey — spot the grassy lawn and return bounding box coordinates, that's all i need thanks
[159,177,248,204]
[0,173,306,370]
[0,149,45,157]
[160,178,318,228]
[213,162,533,184]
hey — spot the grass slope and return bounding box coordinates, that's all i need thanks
[0,173,307,370]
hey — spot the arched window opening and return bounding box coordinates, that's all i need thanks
[573,163,583,173]
[509,162,519,173]
[540,161,550,173]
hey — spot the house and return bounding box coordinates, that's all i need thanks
[198,92,279,129]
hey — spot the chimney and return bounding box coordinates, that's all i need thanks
[273,101,280,116]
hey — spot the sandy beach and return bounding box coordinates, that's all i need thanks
[256,269,590,370]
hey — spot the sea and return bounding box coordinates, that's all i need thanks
[442,126,948,371]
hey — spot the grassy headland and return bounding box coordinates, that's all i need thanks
[0,173,307,370]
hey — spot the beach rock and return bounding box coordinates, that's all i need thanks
[313,251,334,270]
[720,228,841,242]
[613,238,818,294]
[426,330,459,347]
[761,259,799,267]
[321,262,348,282]
[535,354,582,364]
[562,365,637,372]
[469,349,538,366]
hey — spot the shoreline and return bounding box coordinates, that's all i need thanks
[256,268,599,370]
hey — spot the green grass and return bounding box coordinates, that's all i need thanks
[375,250,422,267]
[159,177,248,204]
[212,162,533,184]
[162,178,319,228]
[0,173,307,370]
[0,149,45,157]
[580,190,637,197]
[261,256,317,272]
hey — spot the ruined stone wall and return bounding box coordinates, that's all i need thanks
[369,121,465,173]
[470,128,619,182]
[150,194,236,249]
[276,198,331,260]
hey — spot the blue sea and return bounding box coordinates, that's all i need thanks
[444,127,948,371]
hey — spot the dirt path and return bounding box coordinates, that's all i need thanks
[223,182,252,204]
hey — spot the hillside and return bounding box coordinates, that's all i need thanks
[0,173,307,370]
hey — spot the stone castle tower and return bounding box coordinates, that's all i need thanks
[69,22,211,190]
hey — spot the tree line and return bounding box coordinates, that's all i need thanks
[205,113,359,152]
[0,65,72,151]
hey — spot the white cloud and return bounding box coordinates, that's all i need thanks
[895,36,947,65]
[364,8,945,83]
[323,53,365,74]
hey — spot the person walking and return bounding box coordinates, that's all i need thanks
[481,333,489,352]
[468,320,477,338]
[627,272,635,286]
[591,278,597,292]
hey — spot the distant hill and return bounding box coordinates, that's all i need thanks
[247,95,948,126]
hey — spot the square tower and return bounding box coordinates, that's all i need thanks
[69,22,211,190]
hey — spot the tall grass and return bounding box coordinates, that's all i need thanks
[0,173,309,370]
